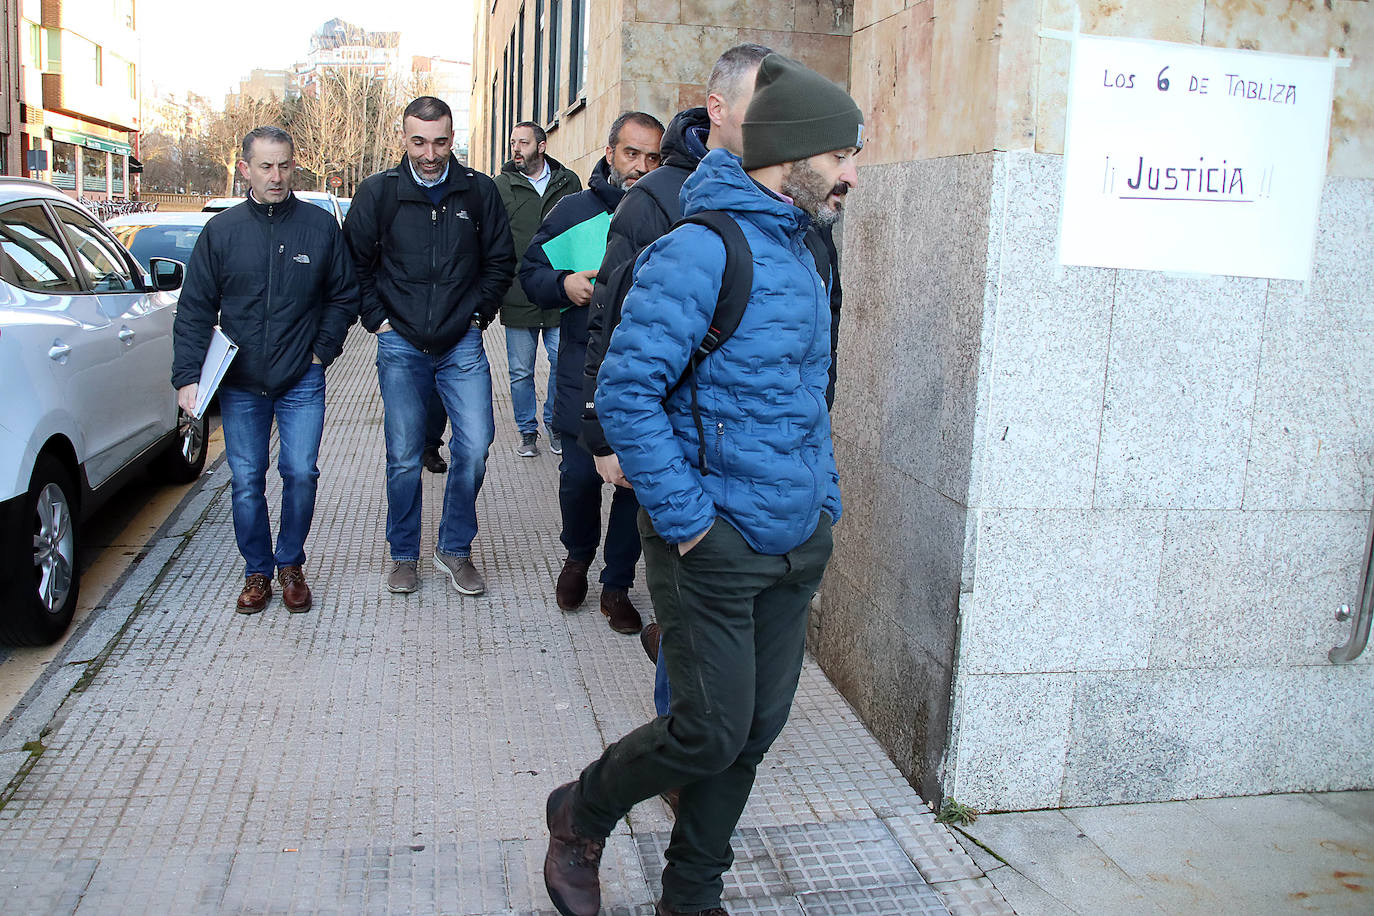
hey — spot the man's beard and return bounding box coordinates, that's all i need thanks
[608,163,643,190]
[518,155,542,177]
[781,160,846,227]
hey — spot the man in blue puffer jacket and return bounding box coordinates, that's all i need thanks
[543,55,862,916]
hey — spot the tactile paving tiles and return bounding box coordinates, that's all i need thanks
[0,325,985,913]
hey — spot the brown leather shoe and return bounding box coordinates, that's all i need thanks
[544,781,605,916]
[641,622,662,663]
[556,558,590,611]
[236,574,272,615]
[656,900,728,915]
[278,565,312,613]
[600,587,642,634]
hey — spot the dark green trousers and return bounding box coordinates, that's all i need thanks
[573,510,834,910]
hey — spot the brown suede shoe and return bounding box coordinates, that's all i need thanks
[556,558,590,611]
[236,574,272,615]
[600,587,642,634]
[278,565,312,613]
[656,900,728,915]
[544,781,605,916]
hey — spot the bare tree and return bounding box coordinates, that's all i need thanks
[203,94,287,196]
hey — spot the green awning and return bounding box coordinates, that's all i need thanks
[49,127,132,157]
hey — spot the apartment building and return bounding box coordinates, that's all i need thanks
[18,0,140,198]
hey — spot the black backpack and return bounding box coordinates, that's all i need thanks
[600,209,832,473]
[601,209,831,396]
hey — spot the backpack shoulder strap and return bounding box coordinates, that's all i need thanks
[666,210,752,396]
[375,168,401,249]
[803,226,831,292]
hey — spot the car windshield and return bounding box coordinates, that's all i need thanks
[108,224,204,271]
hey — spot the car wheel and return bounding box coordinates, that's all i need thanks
[154,408,209,484]
[1,456,81,646]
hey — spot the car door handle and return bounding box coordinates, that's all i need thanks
[48,340,72,361]
[119,326,135,344]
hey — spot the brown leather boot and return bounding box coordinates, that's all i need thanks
[278,565,312,613]
[556,558,590,611]
[600,587,642,634]
[236,574,272,614]
[543,781,605,916]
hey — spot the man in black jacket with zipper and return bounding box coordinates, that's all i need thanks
[173,125,360,615]
[519,111,663,635]
[343,96,516,597]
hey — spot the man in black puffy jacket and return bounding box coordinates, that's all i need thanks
[519,111,663,636]
[342,96,515,598]
[173,126,359,616]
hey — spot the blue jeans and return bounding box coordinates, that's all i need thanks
[505,326,558,434]
[218,364,326,577]
[376,329,494,561]
[424,386,448,450]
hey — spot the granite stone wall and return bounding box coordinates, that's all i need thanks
[824,147,1374,809]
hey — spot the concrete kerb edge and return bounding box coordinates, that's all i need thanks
[0,453,229,807]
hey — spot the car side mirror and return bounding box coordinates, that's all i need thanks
[148,257,184,291]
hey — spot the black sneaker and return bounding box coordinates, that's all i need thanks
[549,429,563,455]
[421,447,448,473]
[517,431,539,458]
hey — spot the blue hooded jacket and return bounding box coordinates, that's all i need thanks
[596,148,841,555]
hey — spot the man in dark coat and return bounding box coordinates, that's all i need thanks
[494,121,582,457]
[173,126,359,615]
[518,111,664,634]
[343,96,515,597]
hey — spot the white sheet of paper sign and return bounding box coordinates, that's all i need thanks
[1058,35,1336,281]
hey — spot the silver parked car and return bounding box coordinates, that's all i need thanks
[0,178,208,645]
[202,190,345,225]
[105,210,215,272]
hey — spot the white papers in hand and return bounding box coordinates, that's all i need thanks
[193,327,238,419]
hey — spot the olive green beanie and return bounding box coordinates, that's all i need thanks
[741,54,864,170]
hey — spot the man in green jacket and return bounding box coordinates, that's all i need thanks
[494,121,581,457]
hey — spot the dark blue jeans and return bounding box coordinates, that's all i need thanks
[573,512,833,911]
[218,364,326,577]
[375,329,494,561]
[557,440,641,589]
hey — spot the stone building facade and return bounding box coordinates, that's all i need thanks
[472,0,1374,811]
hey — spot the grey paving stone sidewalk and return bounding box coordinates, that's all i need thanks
[0,326,1004,915]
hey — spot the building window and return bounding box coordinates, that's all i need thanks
[128,62,136,98]
[568,0,585,104]
[28,24,39,67]
[94,46,103,85]
[517,5,525,124]
[507,30,517,139]
[533,0,543,127]
[547,0,561,122]
[82,148,107,193]
[490,78,499,170]
[44,28,61,73]
[111,154,125,194]
[51,142,76,189]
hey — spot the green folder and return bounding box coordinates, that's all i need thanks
[540,211,612,277]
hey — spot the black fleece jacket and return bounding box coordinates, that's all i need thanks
[172,192,359,397]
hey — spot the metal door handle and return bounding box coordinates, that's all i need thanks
[119,326,135,344]
[48,341,72,361]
